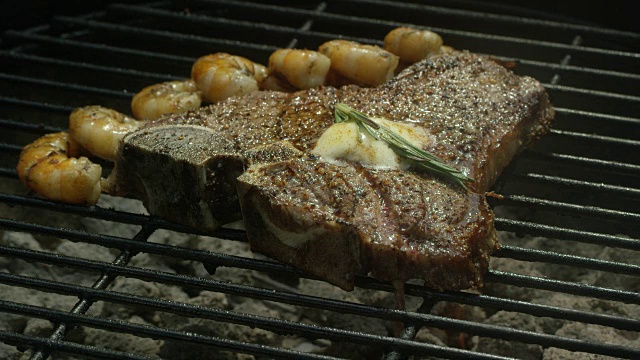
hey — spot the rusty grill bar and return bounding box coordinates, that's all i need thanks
[1,0,639,359]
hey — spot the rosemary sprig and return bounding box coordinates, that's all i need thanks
[333,103,474,190]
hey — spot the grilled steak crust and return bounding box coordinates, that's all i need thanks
[109,50,553,290]
[237,157,496,290]
[110,125,244,229]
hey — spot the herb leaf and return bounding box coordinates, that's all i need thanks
[333,103,474,190]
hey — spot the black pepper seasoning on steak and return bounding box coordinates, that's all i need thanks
[237,157,496,291]
[108,50,553,291]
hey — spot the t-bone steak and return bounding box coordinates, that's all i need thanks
[106,51,554,291]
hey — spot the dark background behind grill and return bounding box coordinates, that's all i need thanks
[1,0,639,359]
[4,0,640,32]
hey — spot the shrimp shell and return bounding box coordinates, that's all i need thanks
[191,53,269,103]
[268,49,331,90]
[384,27,443,63]
[69,106,141,162]
[260,74,296,92]
[439,45,455,55]
[16,132,102,205]
[318,40,398,87]
[131,79,202,120]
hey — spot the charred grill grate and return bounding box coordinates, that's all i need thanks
[1,1,639,359]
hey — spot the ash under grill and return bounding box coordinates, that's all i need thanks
[1,1,639,359]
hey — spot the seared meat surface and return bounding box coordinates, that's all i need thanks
[238,158,496,290]
[109,51,553,290]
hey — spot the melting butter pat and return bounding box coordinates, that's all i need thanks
[312,117,433,169]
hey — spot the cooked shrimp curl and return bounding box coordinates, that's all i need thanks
[69,106,142,162]
[191,53,269,103]
[16,132,102,205]
[318,40,399,87]
[268,49,331,90]
[131,79,202,120]
[384,27,443,63]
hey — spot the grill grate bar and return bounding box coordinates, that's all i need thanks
[500,194,640,223]
[2,54,633,128]
[333,0,640,38]
[0,330,155,360]
[2,143,27,154]
[0,73,131,100]
[543,84,640,118]
[510,172,640,197]
[111,0,639,83]
[109,2,307,33]
[28,244,141,360]
[494,244,640,276]
[1,2,638,358]
[383,326,419,360]
[286,2,328,49]
[485,270,640,304]
[0,193,154,226]
[0,119,65,134]
[8,31,638,101]
[0,51,182,84]
[106,2,364,49]
[0,161,640,239]
[15,1,632,77]
[190,0,639,62]
[0,97,73,115]
[1,31,194,79]
[1,271,638,359]
[523,150,640,175]
[8,80,637,149]
[0,168,17,178]
[1,217,637,305]
[2,189,635,253]
[0,273,526,360]
[550,128,640,146]
[360,271,640,306]
[417,288,640,333]
[501,57,640,81]
[0,88,640,179]
[378,278,638,331]
[494,218,640,250]
[55,7,640,79]
[0,304,506,360]
[0,300,342,360]
[7,27,639,117]
[1,160,637,268]
[52,15,279,52]
[1,207,637,281]
[1,244,638,332]
[0,193,246,240]
[0,217,305,277]
[554,107,640,125]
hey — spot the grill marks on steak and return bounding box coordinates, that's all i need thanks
[110,51,553,291]
[125,51,551,194]
[238,157,496,290]
[237,159,373,289]
[366,170,496,290]
[336,55,553,192]
[111,125,244,229]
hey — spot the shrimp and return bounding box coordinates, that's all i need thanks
[439,45,455,55]
[259,74,296,92]
[384,27,443,63]
[69,106,142,162]
[318,40,399,87]
[16,132,102,205]
[191,53,270,103]
[131,79,202,120]
[268,49,331,90]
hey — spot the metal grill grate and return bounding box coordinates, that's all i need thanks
[1,1,639,359]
